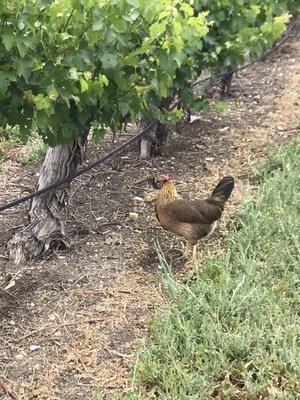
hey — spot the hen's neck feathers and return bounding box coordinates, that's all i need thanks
[156,181,181,206]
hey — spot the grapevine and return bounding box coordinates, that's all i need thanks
[1,0,297,146]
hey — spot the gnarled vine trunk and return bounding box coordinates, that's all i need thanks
[139,119,168,159]
[219,67,234,98]
[7,132,88,264]
[139,96,173,159]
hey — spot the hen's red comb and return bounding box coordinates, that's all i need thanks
[159,173,171,182]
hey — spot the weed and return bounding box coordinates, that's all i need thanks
[20,143,47,166]
[0,126,22,171]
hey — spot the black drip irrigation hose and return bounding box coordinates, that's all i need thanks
[0,122,157,213]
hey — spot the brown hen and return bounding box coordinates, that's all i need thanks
[155,174,234,258]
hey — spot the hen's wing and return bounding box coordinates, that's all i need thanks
[166,198,223,224]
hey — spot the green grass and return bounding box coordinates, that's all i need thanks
[20,142,47,166]
[0,125,47,170]
[0,125,21,171]
[121,137,300,400]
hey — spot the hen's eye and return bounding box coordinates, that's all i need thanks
[152,177,163,189]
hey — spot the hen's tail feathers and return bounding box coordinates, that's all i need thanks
[211,176,234,202]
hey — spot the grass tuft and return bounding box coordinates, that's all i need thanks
[0,126,47,169]
[20,143,47,166]
[0,126,22,171]
[123,137,300,400]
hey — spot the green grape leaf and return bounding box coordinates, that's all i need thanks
[34,94,54,117]
[2,33,15,51]
[16,61,24,77]
[149,22,166,38]
[119,102,131,117]
[69,67,79,80]
[93,20,103,31]
[80,78,89,92]
[16,39,27,58]
[0,73,10,94]
[101,52,118,69]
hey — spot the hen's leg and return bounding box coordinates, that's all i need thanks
[183,242,191,257]
[192,245,198,260]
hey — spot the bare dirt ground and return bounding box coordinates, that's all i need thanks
[0,26,299,400]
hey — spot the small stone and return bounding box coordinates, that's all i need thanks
[189,115,201,123]
[15,353,24,360]
[128,212,139,221]
[29,345,40,351]
[218,126,229,132]
[5,280,15,290]
[133,196,144,203]
[48,314,56,321]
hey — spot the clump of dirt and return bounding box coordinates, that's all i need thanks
[0,26,299,400]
